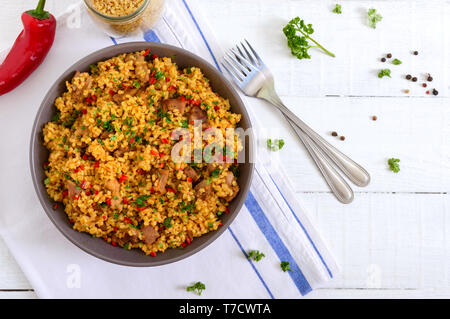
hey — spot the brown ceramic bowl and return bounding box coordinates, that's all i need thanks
[30,42,253,267]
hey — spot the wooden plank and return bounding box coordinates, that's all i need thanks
[202,0,449,97]
[250,96,450,192]
[0,238,33,290]
[299,192,450,290]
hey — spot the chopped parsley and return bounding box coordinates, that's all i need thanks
[280,261,292,272]
[332,4,342,14]
[248,250,265,262]
[133,81,141,88]
[186,282,205,296]
[163,217,173,228]
[135,195,150,207]
[44,178,50,185]
[368,8,382,29]
[267,139,285,152]
[388,158,400,173]
[210,168,221,178]
[378,69,391,78]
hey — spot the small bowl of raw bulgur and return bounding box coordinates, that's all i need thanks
[84,0,165,36]
[30,42,254,267]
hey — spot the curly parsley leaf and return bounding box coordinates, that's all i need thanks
[378,69,391,78]
[368,8,383,29]
[281,261,292,272]
[186,281,206,296]
[283,17,335,60]
[267,139,285,152]
[248,250,265,262]
[332,4,342,14]
[388,158,400,173]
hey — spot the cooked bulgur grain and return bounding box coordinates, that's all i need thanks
[42,51,242,255]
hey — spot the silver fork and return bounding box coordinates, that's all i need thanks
[221,40,371,204]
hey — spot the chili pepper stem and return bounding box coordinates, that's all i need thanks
[35,0,46,14]
[27,0,50,20]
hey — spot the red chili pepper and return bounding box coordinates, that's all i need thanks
[214,105,220,111]
[150,187,155,194]
[124,217,132,224]
[137,206,146,212]
[149,77,156,84]
[94,161,100,168]
[129,138,135,144]
[161,138,169,144]
[62,190,68,198]
[74,195,80,200]
[112,241,117,247]
[150,251,156,257]
[122,198,129,205]
[102,215,107,220]
[95,190,99,195]
[53,203,58,210]
[187,177,193,183]
[166,187,176,193]
[165,77,170,82]
[160,163,165,168]
[181,242,187,248]
[143,48,151,56]
[82,154,88,161]
[106,198,112,206]
[150,149,158,156]
[225,207,230,214]
[114,226,118,232]
[159,152,165,157]
[85,191,91,196]
[118,174,127,183]
[180,96,186,102]
[80,180,87,189]
[137,168,146,175]
[82,109,87,115]
[186,237,191,245]
[108,89,115,96]
[152,54,158,60]
[168,85,177,91]
[0,0,56,96]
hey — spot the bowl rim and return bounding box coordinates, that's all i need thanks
[29,42,254,267]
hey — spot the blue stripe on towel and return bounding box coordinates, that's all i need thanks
[181,0,221,72]
[228,227,274,299]
[144,30,161,43]
[110,36,118,45]
[267,174,333,278]
[245,192,312,295]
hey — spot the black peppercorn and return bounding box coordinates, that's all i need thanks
[412,77,417,82]
[413,51,418,55]
[340,136,345,141]
[432,89,439,96]
[331,131,338,137]
[386,53,392,58]
[406,74,412,80]
[427,75,433,82]
[381,57,386,62]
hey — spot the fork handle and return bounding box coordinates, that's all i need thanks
[265,94,371,187]
[286,118,354,204]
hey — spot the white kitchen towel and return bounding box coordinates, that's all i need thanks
[0,0,338,298]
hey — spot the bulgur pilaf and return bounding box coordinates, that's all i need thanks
[42,50,242,255]
[92,0,145,17]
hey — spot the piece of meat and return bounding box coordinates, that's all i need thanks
[105,179,120,194]
[114,147,128,157]
[162,98,186,114]
[142,225,159,245]
[105,178,122,210]
[194,179,213,200]
[67,180,81,201]
[112,230,139,247]
[157,169,169,193]
[224,171,239,202]
[184,166,199,182]
[112,88,139,103]
[135,54,150,83]
[71,71,93,102]
[99,131,110,139]
[189,106,208,124]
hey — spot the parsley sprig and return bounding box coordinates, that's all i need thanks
[248,250,265,262]
[332,4,342,14]
[267,139,285,152]
[378,69,391,78]
[283,17,335,59]
[186,282,206,296]
[280,261,292,272]
[388,158,400,173]
[368,8,382,29]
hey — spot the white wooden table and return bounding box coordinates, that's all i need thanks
[0,0,449,299]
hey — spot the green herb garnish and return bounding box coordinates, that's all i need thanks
[332,4,342,14]
[281,261,292,272]
[392,58,402,65]
[388,158,400,173]
[210,168,221,178]
[267,139,285,152]
[163,217,173,228]
[368,8,382,29]
[186,282,205,296]
[378,69,391,78]
[283,17,335,59]
[135,195,150,207]
[248,250,265,262]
